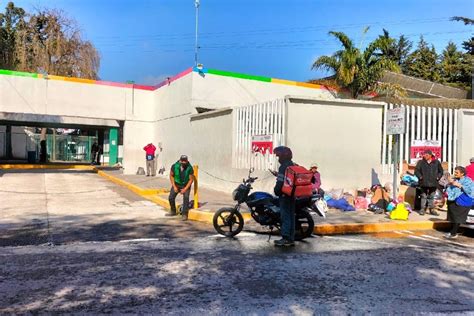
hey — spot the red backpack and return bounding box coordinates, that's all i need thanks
[282,165,313,198]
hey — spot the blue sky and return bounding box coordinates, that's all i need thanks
[7,0,474,84]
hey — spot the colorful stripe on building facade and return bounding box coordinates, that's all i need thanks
[0,67,334,92]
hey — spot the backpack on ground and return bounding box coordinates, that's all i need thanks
[282,165,313,198]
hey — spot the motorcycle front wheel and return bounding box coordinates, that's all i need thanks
[294,210,314,241]
[213,207,244,237]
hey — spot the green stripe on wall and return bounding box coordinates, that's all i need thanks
[0,69,38,78]
[207,69,271,82]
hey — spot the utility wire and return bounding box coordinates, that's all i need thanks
[92,16,452,44]
[98,32,471,54]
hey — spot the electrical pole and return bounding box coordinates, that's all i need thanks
[194,0,200,67]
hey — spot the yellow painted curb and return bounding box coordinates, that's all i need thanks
[96,170,144,195]
[141,188,169,195]
[314,220,450,235]
[0,164,94,170]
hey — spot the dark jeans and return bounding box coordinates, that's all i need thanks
[169,186,190,215]
[280,196,295,242]
[420,187,437,209]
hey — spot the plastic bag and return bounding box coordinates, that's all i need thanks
[354,197,368,209]
[390,203,409,220]
[327,188,344,200]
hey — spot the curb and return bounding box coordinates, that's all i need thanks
[0,164,94,170]
[314,220,450,235]
[95,170,168,196]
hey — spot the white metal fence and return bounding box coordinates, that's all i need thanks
[382,103,458,174]
[232,99,286,170]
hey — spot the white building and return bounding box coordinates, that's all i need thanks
[1,67,473,192]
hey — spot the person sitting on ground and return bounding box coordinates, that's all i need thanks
[445,166,474,239]
[466,157,474,180]
[166,155,194,221]
[309,162,324,196]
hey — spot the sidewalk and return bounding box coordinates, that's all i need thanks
[99,169,450,235]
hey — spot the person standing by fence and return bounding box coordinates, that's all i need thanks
[414,150,443,216]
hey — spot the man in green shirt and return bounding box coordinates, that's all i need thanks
[166,155,194,220]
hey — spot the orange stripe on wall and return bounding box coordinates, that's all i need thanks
[271,78,297,86]
[296,82,322,89]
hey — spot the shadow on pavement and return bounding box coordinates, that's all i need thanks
[1,237,473,314]
[0,214,213,247]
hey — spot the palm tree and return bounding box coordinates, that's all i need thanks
[312,31,399,98]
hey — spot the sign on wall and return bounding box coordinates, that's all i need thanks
[386,107,406,135]
[251,135,273,155]
[410,139,442,163]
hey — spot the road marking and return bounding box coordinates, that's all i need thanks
[420,234,443,241]
[207,232,258,238]
[325,235,474,255]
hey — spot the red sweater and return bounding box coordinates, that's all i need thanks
[143,144,156,156]
[466,163,474,180]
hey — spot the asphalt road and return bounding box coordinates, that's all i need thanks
[1,170,473,314]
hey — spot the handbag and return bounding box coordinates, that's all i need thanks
[455,193,474,207]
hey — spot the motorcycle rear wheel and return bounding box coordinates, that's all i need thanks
[213,207,244,237]
[294,210,314,241]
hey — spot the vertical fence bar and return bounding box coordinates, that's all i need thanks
[442,108,448,164]
[448,108,453,172]
[387,103,393,174]
[453,109,458,171]
[437,107,442,143]
[426,107,432,140]
[244,106,252,168]
[404,105,410,163]
[416,106,421,140]
[382,103,388,173]
[421,107,426,140]
[399,104,405,173]
[270,101,275,170]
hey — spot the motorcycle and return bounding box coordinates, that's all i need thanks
[212,168,326,240]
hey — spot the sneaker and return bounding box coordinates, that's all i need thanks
[165,212,177,217]
[429,209,439,216]
[274,238,295,247]
[444,233,458,239]
[181,214,188,221]
[419,209,425,216]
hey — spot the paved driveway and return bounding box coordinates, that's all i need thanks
[0,169,212,246]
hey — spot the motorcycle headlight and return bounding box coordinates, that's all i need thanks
[232,188,240,201]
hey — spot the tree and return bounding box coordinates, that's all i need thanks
[0,2,25,69]
[312,30,399,98]
[403,36,440,82]
[375,29,412,68]
[439,42,466,84]
[0,2,100,79]
[451,16,473,55]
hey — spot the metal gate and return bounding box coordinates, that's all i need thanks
[233,99,286,170]
[382,103,458,174]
